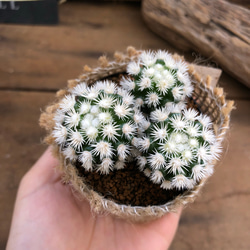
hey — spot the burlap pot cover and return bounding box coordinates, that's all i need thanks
[40,47,234,222]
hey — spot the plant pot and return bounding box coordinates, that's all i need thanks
[40,47,234,222]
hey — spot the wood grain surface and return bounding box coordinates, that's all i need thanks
[0,2,250,249]
[142,0,250,87]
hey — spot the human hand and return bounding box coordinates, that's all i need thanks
[7,147,181,250]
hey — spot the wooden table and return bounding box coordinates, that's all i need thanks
[0,2,250,249]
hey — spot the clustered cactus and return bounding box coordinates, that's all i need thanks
[52,50,221,191]
[53,81,144,174]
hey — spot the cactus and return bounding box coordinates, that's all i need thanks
[121,50,194,112]
[122,50,221,190]
[52,50,221,191]
[133,105,221,190]
[52,80,144,174]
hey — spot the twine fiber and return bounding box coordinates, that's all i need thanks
[40,47,234,222]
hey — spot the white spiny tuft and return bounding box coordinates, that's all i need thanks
[114,103,131,120]
[202,128,216,143]
[156,79,170,94]
[159,140,179,156]
[197,143,211,163]
[62,147,77,161]
[203,164,214,177]
[170,115,187,132]
[210,142,222,160]
[167,158,186,175]
[92,118,100,127]
[154,63,164,71]
[137,156,147,171]
[164,55,176,69]
[84,86,99,100]
[90,105,99,115]
[171,132,185,144]
[138,137,151,152]
[98,95,115,109]
[143,168,152,177]
[80,114,94,129]
[64,110,81,128]
[166,102,186,113]
[92,141,113,159]
[171,175,194,190]
[98,112,112,124]
[131,137,140,147]
[71,83,88,96]
[102,123,119,142]
[60,95,76,112]
[79,101,91,114]
[191,164,207,182]
[139,77,152,90]
[140,51,156,67]
[188,138,199,148]
[198,114,212,128]
[133,111,145,124]
[141,119,151,131]
[143,67,155,78]
[68,130,84,149]
[54,110,65,124]
[121,91,134,106]
[97,158,113,175]
[103,81,117,94]
[120,77,135,91]
[161,70,176,87]
[145,92,161,107]
[177,143,189,152]
[176,60,188,73]
[150,108,169,122]
[122,121,137,139]
[148,152,166,169]
[151,124,168,142]
[186,123,201,137]
[127,61,141,75]
[150,170,164,184]
[177,70,190,84]
[183,108,198,121]
[182,149,194,163]
[114,160,125,170]
[79,151,93,171]
[153,72,163,82]
[172,86,184,101]
[183,83,193,97]
[53,124,68,145]
[117,144,130,161]
[85,126,98,142]
[135,98,144,108]
[160,180,172,190]
[155,50,169,60]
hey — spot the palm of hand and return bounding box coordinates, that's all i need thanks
[7,148,181,250]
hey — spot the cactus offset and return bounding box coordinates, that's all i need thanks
[52,80,143,174]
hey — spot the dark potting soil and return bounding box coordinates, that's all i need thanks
[76,161,185,207]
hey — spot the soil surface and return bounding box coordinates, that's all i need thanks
[76,161,185,207]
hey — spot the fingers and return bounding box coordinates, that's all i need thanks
[21,147,61,189]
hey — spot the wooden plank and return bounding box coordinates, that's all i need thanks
[0,91,55,249]
[170,100,250,250]
[0,2,170,91]
[0,2,249,99]
[142,0,250,87]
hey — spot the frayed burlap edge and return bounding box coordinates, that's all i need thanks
[39,47,234,222]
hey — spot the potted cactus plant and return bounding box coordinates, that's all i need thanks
[40,47,233,222]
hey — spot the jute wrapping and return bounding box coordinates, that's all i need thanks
[40,47,234,222]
